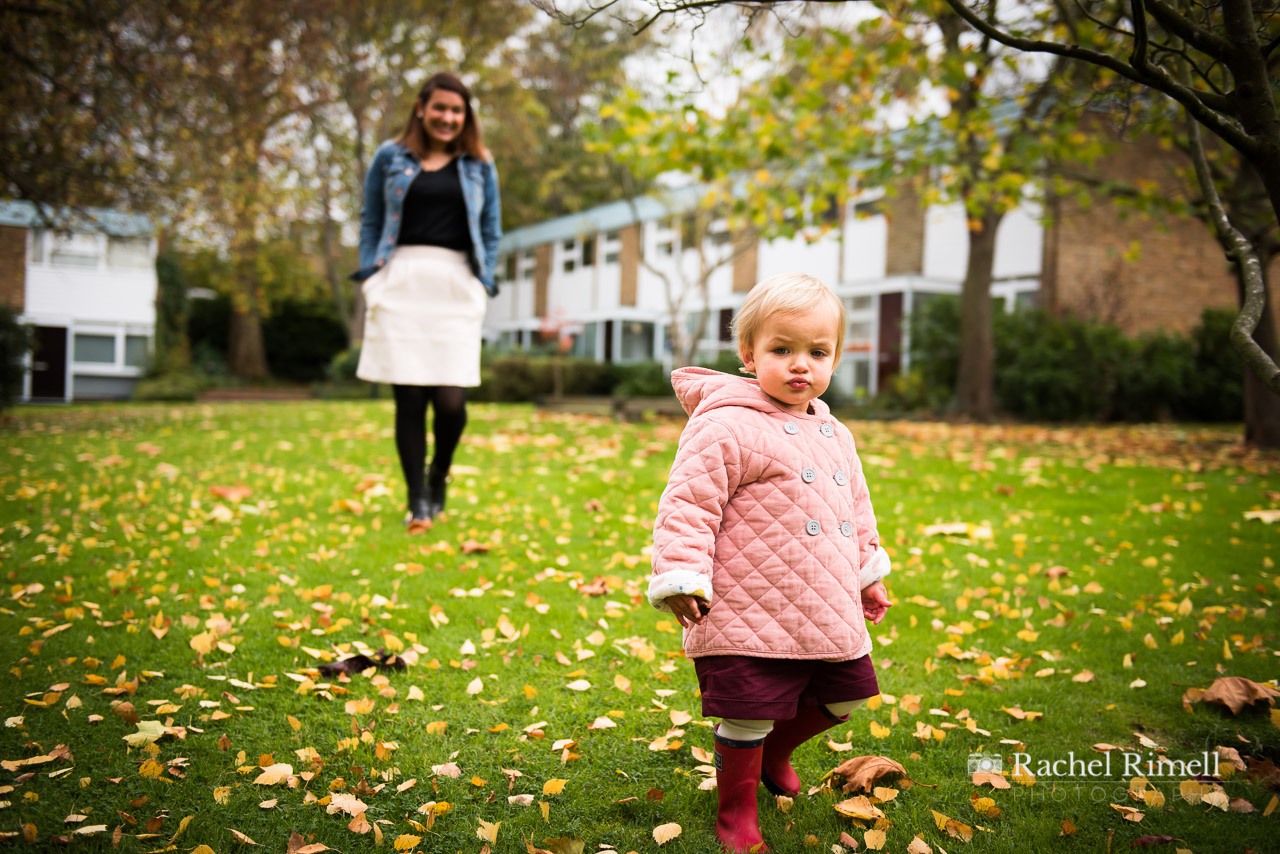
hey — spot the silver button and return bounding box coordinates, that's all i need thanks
[801,468,815,483]
[840,522,853,537]
[805,520,821,536]
[820,423,834,437]
[834,471,847,486]
[783,422,798,435]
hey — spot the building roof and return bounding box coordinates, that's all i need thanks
[0,200,155,237]
[498,184,702,253]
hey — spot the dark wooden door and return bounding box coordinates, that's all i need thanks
[30,325,67,399]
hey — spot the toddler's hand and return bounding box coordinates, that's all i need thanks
[666,594,710,629]
[861,580,892,625]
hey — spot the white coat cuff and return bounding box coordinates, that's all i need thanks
[647,571,714,612]
[860,545,892,590]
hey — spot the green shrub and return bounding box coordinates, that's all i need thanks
[262,299,349,382]
[328,347,362,382]
[132,370,209,402]
[903,297,1242,422]
[1182,308,1243,420]
[0,305,32,411]
[474,355,616,402]
[612,361,671,397]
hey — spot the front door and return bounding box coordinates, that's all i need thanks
[29,325,68,400]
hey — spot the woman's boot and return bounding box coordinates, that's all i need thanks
[714,728,769,853]
[407,490,431,526]
[760,705,848,796]
[425,463,448,519]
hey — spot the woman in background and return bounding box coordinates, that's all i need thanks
[352,71,501,528]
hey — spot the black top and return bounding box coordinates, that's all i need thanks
[397,158,472,252]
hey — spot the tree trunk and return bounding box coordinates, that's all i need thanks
[954,208,1003,420]
[228,300,269,380]
[227,242,269,380]
[1243,266,1280,447]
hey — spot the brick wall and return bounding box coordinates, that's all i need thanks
[1044,122,1260,337]
[619,225,639,307]
[0,226,25,311]
[534,243,552,318]
[732,234,758,293]
[884,182,925,276]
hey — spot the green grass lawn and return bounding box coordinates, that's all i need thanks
[0,401,1276,854]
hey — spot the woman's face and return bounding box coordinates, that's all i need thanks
[419,89,467,150]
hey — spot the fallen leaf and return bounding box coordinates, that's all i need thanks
[833,796,884,821]
[652,823,681,845]
[476,819,501,844]
[542,779,568,796]
[1201,677,1279,715]
[830,755,911,793]
[864,828,886,850]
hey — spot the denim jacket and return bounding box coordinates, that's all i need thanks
[353,140,502,295]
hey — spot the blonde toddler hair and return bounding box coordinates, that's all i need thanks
[732,272,846,369]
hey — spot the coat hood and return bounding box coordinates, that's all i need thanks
[670,366,832,420]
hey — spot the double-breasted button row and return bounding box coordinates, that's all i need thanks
[782,421,837,438]
[805,519,855,537]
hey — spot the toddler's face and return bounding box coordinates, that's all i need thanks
[740,304,840,413]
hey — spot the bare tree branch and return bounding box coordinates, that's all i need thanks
[1186,113,1280,392]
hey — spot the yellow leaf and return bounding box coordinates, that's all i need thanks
[394,833,423,850]
[870,720,891,738]
[466,677,484,695]
[425,721,447,735]
[864,828,887,850]
[652,823,682,845]
[476,819,501,844]
[139,759,164,779]
[213,786,231,804]
[287,715,301,731]
[543,778,568,796]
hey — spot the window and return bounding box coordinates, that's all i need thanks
[605,250,621,264]
[51,232,100,268]
[854,199,882,217]
[504,254,518,283]
[581,235,596,267]
[30,229,45,263]
[108,237,150,268]
[621,321,654,361]
[73,334,115,363]
[848,295,873,313]
[562,239,577,273]
[656,240,674,256]
[124,335,149,368]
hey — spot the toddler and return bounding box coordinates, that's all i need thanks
[648,273,892,852]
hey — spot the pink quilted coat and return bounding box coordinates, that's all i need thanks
[648,367,890,660]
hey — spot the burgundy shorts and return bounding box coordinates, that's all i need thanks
[694,654,879,721]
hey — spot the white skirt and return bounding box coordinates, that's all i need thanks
[356,246,486,387]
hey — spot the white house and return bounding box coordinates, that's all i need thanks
[0,200,159,401]
[486,186,1043,399]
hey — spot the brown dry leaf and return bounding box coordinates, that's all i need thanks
[1201,677,1279,715]
[830,755,911,793]
[285,831,333,854]
[211,484,252,502]
[834,796,884,821]
[864,828,887,850]
[326,792,369,817]
[260,799,278,809]
[228,828,257,845]
[1060,819,1077,836]
[1001,706,1043,721]
[1229,797,1255,813]
[253,763,293,785]
[972,772,1010,789]
[1110,804,1144,822]
[970,793,1001,817]
[932,810,974,842]
[652,823,682,845]
[348,812,371,834]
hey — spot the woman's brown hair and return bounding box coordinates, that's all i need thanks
[398,71,487,161]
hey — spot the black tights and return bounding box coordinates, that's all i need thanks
[392,385,467,503]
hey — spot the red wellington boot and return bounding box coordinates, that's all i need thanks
[714,728,770,853]
[761,705,849,796]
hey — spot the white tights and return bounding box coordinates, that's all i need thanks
[717,698,869,743]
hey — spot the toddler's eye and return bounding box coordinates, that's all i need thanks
[773,347,788,355]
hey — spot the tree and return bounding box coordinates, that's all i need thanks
[537,0,1280,441]
[0,1,171,211]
